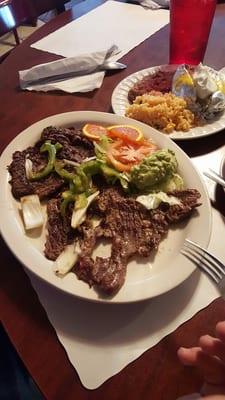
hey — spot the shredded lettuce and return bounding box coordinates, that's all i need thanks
[136,192,181,210]
[94,135,112,163]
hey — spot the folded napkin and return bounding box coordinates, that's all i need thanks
[138,0,169,9]
[19,45,120,93]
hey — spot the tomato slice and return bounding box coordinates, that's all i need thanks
[107,152,133,172]
[141,139,158,149]
[106,140,156,172]
[107,125,144,143]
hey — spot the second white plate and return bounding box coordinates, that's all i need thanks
[111,64,225,140]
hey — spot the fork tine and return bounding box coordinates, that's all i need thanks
[181,248,221,283]
[204,170,225,188]
[209,168,225,181]
[185,239,225,275]
[181,239,225,284]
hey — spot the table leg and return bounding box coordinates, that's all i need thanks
[55,1,65,13]
[12,28,20,45]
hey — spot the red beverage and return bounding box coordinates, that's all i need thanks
[169,0,216,65]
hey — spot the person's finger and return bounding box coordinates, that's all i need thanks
[216,322,225,343]
[177,347,225,385]
[177,347,202,366]
[199,335,225,363]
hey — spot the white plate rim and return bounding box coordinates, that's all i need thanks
[111,64,225,141]
[0,111,212,303]
[220,152,225,188]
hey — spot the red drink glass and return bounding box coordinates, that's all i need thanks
[169,0,216,65]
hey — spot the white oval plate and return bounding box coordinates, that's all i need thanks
[111,64,225,140]
[220,152,225,185]
[220,154,225,193]
[0,111,211,303]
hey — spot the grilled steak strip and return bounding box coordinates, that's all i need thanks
[8,126,94,199]
[40,126,94,163]
[8,148,64,200]
[74,188,201,295]
[44,199,75,260]
[75,198,167,294]
[161,189,201,222]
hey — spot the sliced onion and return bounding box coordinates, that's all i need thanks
[63,159,80,167]
[20,195,44,230]
[82,156,96,162]
[92,216,101,228]
[53,242,81,276]
[25,158,34,180]
[63,156,96,167]
[71,191,99,229]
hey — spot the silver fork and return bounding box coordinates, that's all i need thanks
[203,168,225,189]
[181,238,225,296]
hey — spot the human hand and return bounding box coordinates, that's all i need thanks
[177,321,225,397]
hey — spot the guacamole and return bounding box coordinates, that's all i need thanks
[130,149,178,191]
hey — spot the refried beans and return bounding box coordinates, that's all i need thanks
[128,70,175,103]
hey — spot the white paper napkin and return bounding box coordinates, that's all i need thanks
[31,1,169,59]
[29,268,220,390]
[19,45,120,93]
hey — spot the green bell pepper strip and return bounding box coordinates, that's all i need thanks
[29,141,62,181]
[57,159,102,216]
[81,160,101,175]
[54,160,77,181]
[55,160,99,193]
[75,160,101,192]
[76,168,90,192]
[72,174,87,194]
[69,181,76,193]
[54,160,88,194]
[60,190,76,217]
[75,193,88,210]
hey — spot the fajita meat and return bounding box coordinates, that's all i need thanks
[8,126,94,199]
[74,187,201,295]
[44,198,75,260]
[40,126,94,163]
[8,148,65,200]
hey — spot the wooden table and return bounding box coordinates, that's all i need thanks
[0,2,225,399]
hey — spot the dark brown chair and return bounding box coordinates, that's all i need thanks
[0,0,68,62]
[0,0,68,38]
[31,0,68,15]
[0,0,21,45]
